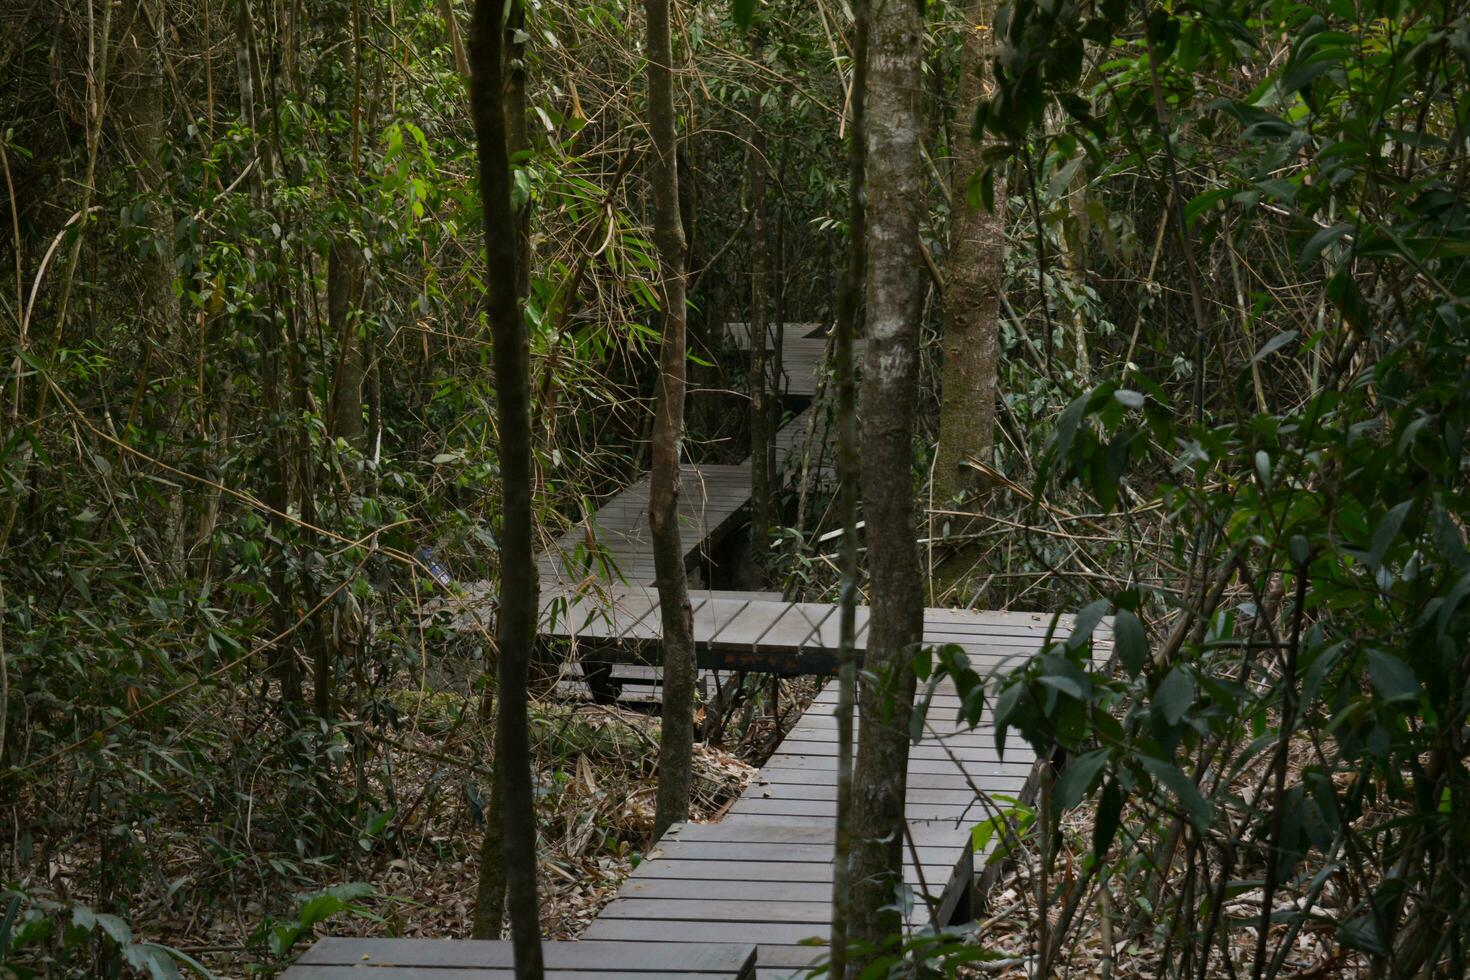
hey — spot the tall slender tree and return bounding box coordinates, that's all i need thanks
[644,0,697,841]
[848,0,926,969]
[933,0,1004,507]
[468,0,543,974]
[828,0,869,973]
[747,29,772,561]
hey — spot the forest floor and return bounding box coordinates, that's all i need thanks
[133,680,815,978]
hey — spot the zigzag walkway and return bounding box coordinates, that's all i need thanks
[287,323,1106,978]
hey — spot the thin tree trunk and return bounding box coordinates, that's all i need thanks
[645,0,697,843]
[504,0,531,302]
[327,241,365,448]
[828,0,869,973]
[747,35,771,560]
[437,0,470,81]
[848,0,926,969]
[234,0,300,707]
[472,765,508,938]
[468,1,543,974]
[932,0,1004,506]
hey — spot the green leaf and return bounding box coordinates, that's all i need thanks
[1092,778,1123,856]
[1113,388,1144,409]
[1184,188,1234,226]
[1140,755,1212,831]
[1252,329,1298,363]
[1066,599,1110,652]
[1154,665,1195,726]
[731,0,756,28]
[297,895,347,931]
[1367,500,1412,570]
[1113,608,1146,677]
[1338,914,1387,956]
[122,944,182,980]
[1366,650,1418,704]
[1298,223,1352,267]
[1053,748,1109,817]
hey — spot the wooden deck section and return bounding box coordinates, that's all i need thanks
[579,618,1112,978]
[290,607,1105,977]
[282,938,756,978]
[725,321,858,400]
[535,463,755,587]
[454,324,835,605]
[321,321,1106,976]
[539,584,1087,677]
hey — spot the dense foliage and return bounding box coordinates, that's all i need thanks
[4,0,1467,975]
[931,0,1470,975]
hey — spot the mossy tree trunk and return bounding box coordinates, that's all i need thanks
[644,0,697,843]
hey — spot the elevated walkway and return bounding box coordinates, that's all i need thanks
[300,321,1102,976]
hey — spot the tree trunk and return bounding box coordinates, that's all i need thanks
[747,34,771,561]
[645,0,697,843]
[933,0,1004,507]
[118,0,184,572]
[828,1,869,974]
[327,241,365,448]
[848,0,926,969]
[468,1,543,974]
[472,762,508,939]
[437,0,471,81]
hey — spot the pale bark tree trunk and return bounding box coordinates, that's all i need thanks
[468,1,543,973]
[747,33,772,561]
[933,0,1004,506]
[1065,161,1090,381]
[848,0,927,970]
[828,1,869,974]
[438,0,471,80]
[645,0,697,842]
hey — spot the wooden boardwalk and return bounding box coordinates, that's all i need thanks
[305,321,1101,976]
[282,938,756,978]
[578,614,1110,978]
[540,584,1075,676]
[725,321,857,400]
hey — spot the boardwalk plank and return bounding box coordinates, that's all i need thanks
[288,938,756,976]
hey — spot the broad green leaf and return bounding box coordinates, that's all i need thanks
[1065,599,1110,652]
[1298,223,1352,266]
[1092,778,1123,856]
[1140,756,1212,831]
[1367,500,1412,570]
[1113,608,1147,677]
[1366,650,1418,704]
[1252,329,1298,363]
[297,894,347,931]
[1114,388,1144,409]
[1053,747,1110,817]
[1154,665,1195,726]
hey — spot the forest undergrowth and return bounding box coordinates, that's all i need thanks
[11,670,821,977]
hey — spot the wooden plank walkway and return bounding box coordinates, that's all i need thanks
[536,463,755,588]
[539,584,1096,676]
[579,620,1112,978]
[290,609,1106,977]
[316,319,1109,976]
[282,938,756,978]
[725,322,859,400]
